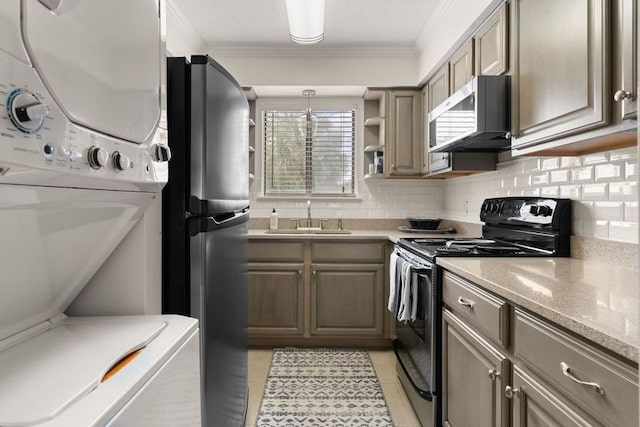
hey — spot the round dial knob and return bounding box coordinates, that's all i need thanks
[7,90,48,134]
[112,151,131,171]
[87,146,109,170]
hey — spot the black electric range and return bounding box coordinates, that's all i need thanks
[397,197,572,262]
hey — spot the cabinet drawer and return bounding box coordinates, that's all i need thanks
[442,271,509,347]
[311,241,385,262]
[248,240,304,262]
[514,309,638,427]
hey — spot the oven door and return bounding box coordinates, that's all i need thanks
[392,247,435,397]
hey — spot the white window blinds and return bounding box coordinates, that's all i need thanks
[263,109,355,196]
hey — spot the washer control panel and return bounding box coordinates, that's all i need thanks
[0,52,169,191]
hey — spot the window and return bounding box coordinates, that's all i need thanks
[263,108,355,196]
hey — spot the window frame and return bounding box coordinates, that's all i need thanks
[258,97,362,199]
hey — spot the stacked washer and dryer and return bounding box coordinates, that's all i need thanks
[0,1,201,426]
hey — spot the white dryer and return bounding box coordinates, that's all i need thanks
[0,1,200,426]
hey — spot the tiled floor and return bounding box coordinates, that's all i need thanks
[246,348,421,427]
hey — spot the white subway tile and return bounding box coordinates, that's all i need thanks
[559,185,582,199]
[560,157,582,168]
[608,221,639,244]
[625,161,637,180]
[609,182,638,201]
[540,186,559,197]
[540,157,560,171]
[531,172,549,185]
[515,175,531,188]
[522,158,540,172]
[581,220,609,239]
[609,147,637,161]
[593,201,624,221]
[624,202,638,221]
[582,183,608,201]
[521,188,541,197]
[594,163,623,181]
[582,152,609,165]
[550,170,570,184]
[571,166,594,183]
[573,201,593,220]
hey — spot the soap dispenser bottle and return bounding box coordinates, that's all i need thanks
[269,208,278,230]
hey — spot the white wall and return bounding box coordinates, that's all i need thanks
[208,46,418,88]
[166,0,206,56]
[415,0,494,83]
[441,147,639,244]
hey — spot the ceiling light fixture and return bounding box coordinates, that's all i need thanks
[285,0,325,45]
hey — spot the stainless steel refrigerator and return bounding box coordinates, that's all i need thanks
[162,55,249,427]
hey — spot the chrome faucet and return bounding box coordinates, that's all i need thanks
[306,200,312,228]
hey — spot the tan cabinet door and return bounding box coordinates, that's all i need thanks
[474,3,508,76]
[247,263,304,335]
[449,41,474,94]
[310,263,384,336]
[442,310,509,427]
[615,0,637,120]
[511,365,603,427]
[428,64,450,112]
[511,0,609,149]
[385,90,422,177]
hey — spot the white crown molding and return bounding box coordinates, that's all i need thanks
[206,45,419,59]
[166,0,206,54]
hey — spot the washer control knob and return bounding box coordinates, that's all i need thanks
[87,146,109,170]
[154,144,172,162]
[43,144,54,156]
[112,151,131,171]
[7,90,48,133]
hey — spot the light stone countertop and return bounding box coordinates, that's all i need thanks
[248,229,468,242]
[436,257,639,363]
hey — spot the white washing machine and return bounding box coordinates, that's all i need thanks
[0,1,201,426]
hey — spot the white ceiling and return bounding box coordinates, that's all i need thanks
[173,0,438,48]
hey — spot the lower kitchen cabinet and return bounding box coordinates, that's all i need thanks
[510,365,601,427]
[441,270,639,427]
[442,309,509,427]
[247,263,304,336]
[311,263,384,336]
[247,238,392,346]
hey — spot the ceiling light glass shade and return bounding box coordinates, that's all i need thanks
[285,0,325,45]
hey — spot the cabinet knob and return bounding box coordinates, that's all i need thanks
[504,386,519,399]
[391,164,396,171]
[614,89,634,102]
[488,369,500,381]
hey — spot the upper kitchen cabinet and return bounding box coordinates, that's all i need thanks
[474,3,508,76]
[428,64,450,112]
[511,0,637,155]
[449,41,474,94]
[613,0,637,121]
[385,89,422,177]
[363,89,386,179]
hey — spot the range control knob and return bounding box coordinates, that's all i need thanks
[154,144,172,162]
[538,205,552,216]
[7,90,48,133]
[87,146,109,170]
[112,151,131,171]
[529,205,539,216]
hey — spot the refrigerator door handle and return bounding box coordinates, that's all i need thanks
[188,209,250,236]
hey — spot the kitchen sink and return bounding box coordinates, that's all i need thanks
[264,229,352,235]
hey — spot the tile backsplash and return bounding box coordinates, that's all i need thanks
[250,146,638,244]
[442,147,639,244]
[249,176,444,221]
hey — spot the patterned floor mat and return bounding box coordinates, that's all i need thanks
[255,348,394,427]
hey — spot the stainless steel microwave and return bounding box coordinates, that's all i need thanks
[428,75,510,152]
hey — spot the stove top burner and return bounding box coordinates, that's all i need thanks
[413,238,450,245]
[475,245,523,254]
[436,247,471,254]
